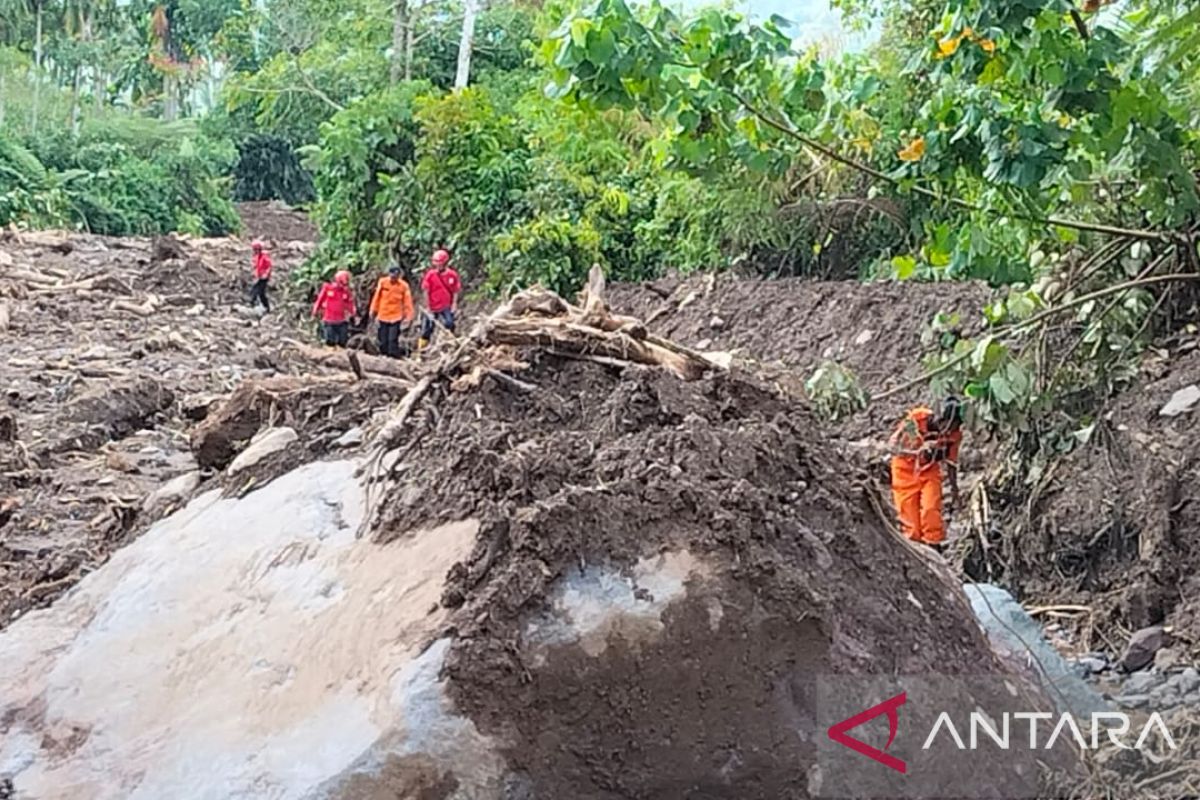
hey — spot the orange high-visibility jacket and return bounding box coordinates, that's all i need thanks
[369,276,414,323]
[889,406,962,479]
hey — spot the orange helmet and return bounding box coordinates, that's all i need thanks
[335,270,351,285]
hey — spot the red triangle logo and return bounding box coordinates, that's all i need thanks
[827,691,907,774]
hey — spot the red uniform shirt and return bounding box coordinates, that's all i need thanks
[253,251,272,280]
[421,267,461,313]
[312,282,357,323]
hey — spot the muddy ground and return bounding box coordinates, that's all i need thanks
[0,212,403,628]
[363,350,1076,799]
[607,272,996,438]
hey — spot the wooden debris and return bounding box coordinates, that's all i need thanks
[293,344,415,382]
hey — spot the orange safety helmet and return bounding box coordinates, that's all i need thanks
[335,270,352,286]
[431,249,450,267]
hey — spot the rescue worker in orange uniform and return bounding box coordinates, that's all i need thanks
[889,396,964,547]
[368,263,415,358]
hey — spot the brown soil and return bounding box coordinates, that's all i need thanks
[608,272,1200,662]
[372,344,1069,798]
[237,200,318,245]
[969,339,1200,653]
[607,272,996,439]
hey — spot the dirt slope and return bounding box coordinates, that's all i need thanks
[608,273,995,438]
[358,314,1070,798]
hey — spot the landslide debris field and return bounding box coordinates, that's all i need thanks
[0,215,400,627]
[1,228,1200,798]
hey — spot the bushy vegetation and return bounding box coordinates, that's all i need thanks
[0,116,239,235]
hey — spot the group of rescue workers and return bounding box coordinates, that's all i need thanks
[248,241,461,355]
[248,239,965,550]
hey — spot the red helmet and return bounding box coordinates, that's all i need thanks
[251,240,265,251]
[431,249,450,267]
[335,270,351,285]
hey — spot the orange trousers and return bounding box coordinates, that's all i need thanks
[890,457,945,544]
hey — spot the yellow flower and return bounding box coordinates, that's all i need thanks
[961,26,974,39]
[978,38,996,54]
[897,137,926,162]
[935,35,962,58]
[851,136,873,153]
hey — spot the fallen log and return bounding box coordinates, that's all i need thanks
[483,317,710,380]
[292,344,416,382]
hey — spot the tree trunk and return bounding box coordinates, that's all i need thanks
[71,66,82,135]
[32,1,43,131]
[391,0,408,84]
[454,0,479,90]
[404,2,416,81]
[163,73,178,121]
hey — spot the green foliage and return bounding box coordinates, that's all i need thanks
[805,360,869,420]
[387,87,531,272]
[0,115,239,235]
[233,133,313,204]
[302,80,432,282]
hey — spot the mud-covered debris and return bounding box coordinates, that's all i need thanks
[150,234,189,262]
[45,377,174,456]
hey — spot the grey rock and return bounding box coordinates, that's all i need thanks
[1160,385,1200,417]
[1116,694,1151,709]
[964,583,1110,717]
[1122,670,1164,695]
[709,315,726,330]
[142,471,201,516]
[1155,646,1183,671]
[1180,667,1200,693]
[1119,626,1171,672]
[1074,656,1108,675]
[228,427,298,475]
[334,427,364,448]
[694,338,712,350]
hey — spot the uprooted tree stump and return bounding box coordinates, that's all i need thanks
[358,265,730,530]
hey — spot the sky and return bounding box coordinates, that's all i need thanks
[679,0,878,52]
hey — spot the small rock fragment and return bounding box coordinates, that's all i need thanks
[228,427,298,475]
[1154,646,1183,672]
[143,471,202,516]
[1115,694,1151,709]
[1120,625,1171,673]
[335,427,364,448]
[1122,670,1163,695]
[1159,385,1200,417]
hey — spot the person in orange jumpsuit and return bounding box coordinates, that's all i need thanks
[368,263,415,358]
[889,396,964,546]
